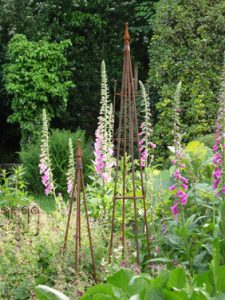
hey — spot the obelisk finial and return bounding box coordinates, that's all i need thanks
[123,22,130,44]
[76,140,82,158]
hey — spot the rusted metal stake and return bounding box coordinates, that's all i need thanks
[62,141,96,282]
[109,23,151,264]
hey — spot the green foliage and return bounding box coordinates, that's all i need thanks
[4,34,74,144]
[0,0,157,156]
[19,129,93,195]
[0,166,33,207]
[149,0,225,160]
[80,264,225,299]
[195,134,215,149]
[0,208,109,299]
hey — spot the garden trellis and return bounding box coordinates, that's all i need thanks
[109,23,151,264]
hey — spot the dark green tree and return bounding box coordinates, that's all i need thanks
[4,34,74,144]
[0,0,157,158]
[148,0,225,162]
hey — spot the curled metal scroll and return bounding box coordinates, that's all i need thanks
[21,206,30,225]
[30,206,40,235]
[0,207,11,223]
[0,205,40,235]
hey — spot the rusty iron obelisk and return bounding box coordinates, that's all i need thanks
[62,140,96,281]
[109,23,151,264]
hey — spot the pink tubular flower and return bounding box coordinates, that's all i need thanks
[169,184,176,191]
[211,70,225,195]
[139,81,155,168]
[212,78,225,196]
[171,202,179,215]
[179,163,186,168]
[174,169,181,179]
[39,110,54,196]
[212,144,219,152]
[149,142,156,149]
[213,179,221,190]
[94,61,115,184]
[181,183,188,190]
[181,177,188,184]
[169,82,189,217]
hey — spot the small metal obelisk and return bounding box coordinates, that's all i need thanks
[62,140,96,282]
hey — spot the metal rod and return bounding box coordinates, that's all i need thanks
[81,172,97,282]
[62,172,77,256]
[114,196,144,200]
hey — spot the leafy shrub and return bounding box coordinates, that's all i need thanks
[76,253,225,299]
[0,166,33,207]
[149,0,225,160]
[4,34,74,144]
[19,129,93,195]
[195,134,215,149]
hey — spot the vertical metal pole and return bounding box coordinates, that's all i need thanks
[81,172,97,282]
[62,172,77,256]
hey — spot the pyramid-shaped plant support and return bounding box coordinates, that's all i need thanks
[62,140,96,282]
[109,23,151,264]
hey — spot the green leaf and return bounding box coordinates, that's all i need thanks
[215,266,225,293]
[35,285,70,300]
[167,268,186,289]
[151,271,170,289]
[163,290,189,300]
[129,274,152,295]
[140,288,164,300]
[191,290,211,300]
[107,269,134,294]
[80,284,115,298]
[194,271,214,295]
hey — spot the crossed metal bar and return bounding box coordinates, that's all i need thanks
[109,23,151,264]
[62,140,96,282]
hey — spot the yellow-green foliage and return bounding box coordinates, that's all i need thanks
[184,141,207,162]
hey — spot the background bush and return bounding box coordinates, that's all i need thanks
[148,0,225,162]
[19,128,93,195]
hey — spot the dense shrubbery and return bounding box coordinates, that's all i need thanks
[19,129,93,195]
[148,0,225,161]
[0,166,33,207]
[4,34,74,144]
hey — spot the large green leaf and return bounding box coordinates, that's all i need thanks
[163,290,189,300]
[80,284,115,299]
[128,274,152,295]
[139,288,165,300]
[216,266,225,293]
[150,271,170,289]
[35,285,70,300]
[194,271,214,295]
[167,268,187,289]
[107,269,134,295]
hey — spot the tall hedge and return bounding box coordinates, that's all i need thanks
[148,0,225,162]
